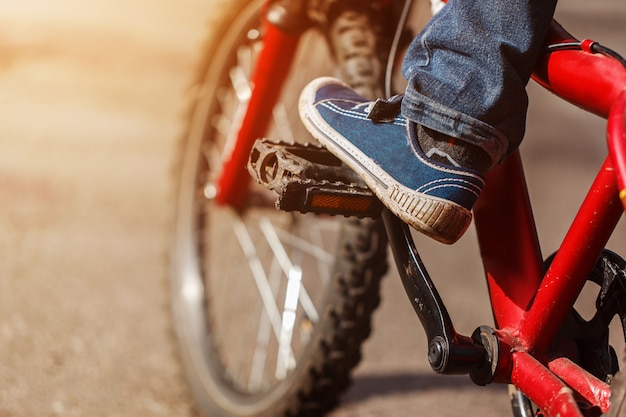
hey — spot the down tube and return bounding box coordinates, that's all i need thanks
[215,23,301,208]
[520,157,623,353]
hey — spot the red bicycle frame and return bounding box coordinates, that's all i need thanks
[214,3,626,415]
[214,23,301,208]
[474,22,626,416]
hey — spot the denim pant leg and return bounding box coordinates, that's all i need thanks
[401,0,557,166]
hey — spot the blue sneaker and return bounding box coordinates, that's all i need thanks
[298,77,486,244]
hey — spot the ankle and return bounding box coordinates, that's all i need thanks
[413,123,492,173]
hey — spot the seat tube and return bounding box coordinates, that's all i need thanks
[473,151,545,331]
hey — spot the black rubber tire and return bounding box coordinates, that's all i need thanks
[169,0,389,416]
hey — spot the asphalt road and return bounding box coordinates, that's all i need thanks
[1,1,625,416]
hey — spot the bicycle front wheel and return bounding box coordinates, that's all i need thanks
[169,1,389,416]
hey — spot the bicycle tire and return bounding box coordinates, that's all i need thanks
[169,0,389,416]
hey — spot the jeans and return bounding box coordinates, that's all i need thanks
[401,0,558,166]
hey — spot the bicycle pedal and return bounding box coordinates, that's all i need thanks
[248,139,382,218]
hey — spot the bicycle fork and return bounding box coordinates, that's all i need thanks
[214,1,304,208]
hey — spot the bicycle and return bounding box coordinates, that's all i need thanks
[169,0,626,415]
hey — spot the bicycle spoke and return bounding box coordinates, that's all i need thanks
[232,220,290,347]
[212,113,232,138]
[273,225,335,266]
[273,221,335,290]
[249,310,271,391]
[276,266,302,379]
[229,65,252,102]
[236,42,255,80]
[249,258,283,391]
[259,218,320,323]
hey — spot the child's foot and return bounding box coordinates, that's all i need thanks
[299,77,489,244]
